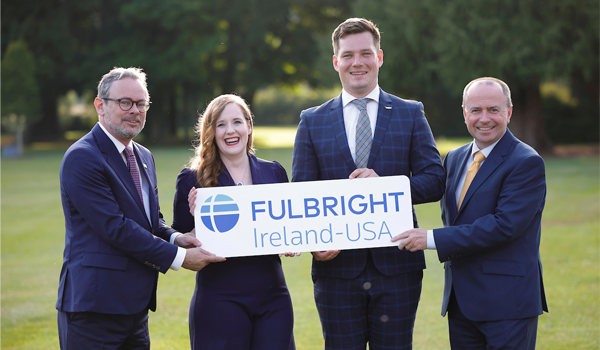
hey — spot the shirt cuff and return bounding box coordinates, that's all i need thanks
[427,230,437,250]
[170,247,186,271]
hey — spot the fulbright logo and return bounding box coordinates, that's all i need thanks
[200,194,240,233]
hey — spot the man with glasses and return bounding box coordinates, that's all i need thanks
[56,67,225,349]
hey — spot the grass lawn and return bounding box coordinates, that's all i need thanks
[1,129,598,349]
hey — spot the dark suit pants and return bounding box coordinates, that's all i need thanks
[448,292,538,350]
[58,310,150,350]
[313,256,423,350]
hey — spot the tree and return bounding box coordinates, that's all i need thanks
[355,0,599,152]
[1,40,41,155]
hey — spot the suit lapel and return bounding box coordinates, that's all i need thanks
[369,89,393,168]
[448,144,472,223]
[458,131,514,215]
[92,125,148,221]
[328,95,356,170]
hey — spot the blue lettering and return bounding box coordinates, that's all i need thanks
[270,232,282,246]
[370,194,387,213]
[305,230,318,244]
[387,192,404,212]
[323,197,338,217]
[252,201,266,221]
[288,199,303,219]
[363,222,376,240]
[349,195,367,215]
[304,198,320,218]
[378,221,393,239]
[261,231,269,247]
[341,196,346,215]
[291,231,303,245]
[346,223,360,242]
[320,224,333,243]
[268,200,285,220]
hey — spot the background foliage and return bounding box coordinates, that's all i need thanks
[2,0,598,151]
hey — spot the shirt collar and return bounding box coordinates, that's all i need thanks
[470,132,504,159]
[341,85,380,107]
[97,122,132,154]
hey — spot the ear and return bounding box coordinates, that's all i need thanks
[247,121,252,136]
[333,55,340,72]
[94,98,105,118]
[506,107,513,124]
[377,49,383,67]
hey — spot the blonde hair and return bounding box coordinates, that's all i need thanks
[189,94,255,188]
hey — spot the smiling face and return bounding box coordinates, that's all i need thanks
[214,102,252,160]
[463,81,513,149]
[95,77,148,145]
[333,31,383,98]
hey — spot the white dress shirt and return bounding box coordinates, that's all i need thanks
[341,86,380,162]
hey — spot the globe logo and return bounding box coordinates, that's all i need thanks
[200,194,240,233]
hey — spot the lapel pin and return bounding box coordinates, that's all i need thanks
[384,106,392,109]
[143,164,148,169]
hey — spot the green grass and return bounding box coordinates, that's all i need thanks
[2,136,598,349]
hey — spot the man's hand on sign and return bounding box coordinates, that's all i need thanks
[349,168,379,179]
[175,229,202,248]
[312,250,341,261]
[392,228,428,252]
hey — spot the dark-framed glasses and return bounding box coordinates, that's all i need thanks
[103,98,151,112]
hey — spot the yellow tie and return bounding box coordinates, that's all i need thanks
[458,151,486,211]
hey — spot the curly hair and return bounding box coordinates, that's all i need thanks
[189,94,255,188]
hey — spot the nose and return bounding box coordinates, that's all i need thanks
[129,103,141,114]
[479,110,491,122]
[352,54,362,66]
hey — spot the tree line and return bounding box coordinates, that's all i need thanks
[2,0,598,152]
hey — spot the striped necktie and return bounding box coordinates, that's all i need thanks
[123,147,144,205]
[352,98,372,169]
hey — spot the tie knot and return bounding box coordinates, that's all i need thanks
[473,151,486,163]
[351,98,370,111]
[124,147,134,157]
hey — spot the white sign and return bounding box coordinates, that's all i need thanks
[194,176,413,257]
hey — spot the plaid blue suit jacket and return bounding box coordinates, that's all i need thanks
[292,89,445,279]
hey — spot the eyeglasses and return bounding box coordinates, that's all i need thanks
[103,98,151,112]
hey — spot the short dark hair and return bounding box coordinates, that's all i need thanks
[462,77,512,109]
[332,18,381,56]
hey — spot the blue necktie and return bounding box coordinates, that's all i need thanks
[352,98,372,168]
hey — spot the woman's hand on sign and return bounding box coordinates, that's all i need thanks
[188,187,197,216]
[312,250,340,261]
[280,252,302,257]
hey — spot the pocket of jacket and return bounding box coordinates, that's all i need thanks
[482,260,525,276]
[82,253,128,271]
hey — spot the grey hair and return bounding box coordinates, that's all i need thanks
[97,67,149,99]
[462,77,512,109]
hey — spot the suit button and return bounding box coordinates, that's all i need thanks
[156,266,160,270]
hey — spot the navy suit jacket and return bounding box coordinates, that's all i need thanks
[435,129,548,322]
[292,89,445,279]
[56,124,178,315]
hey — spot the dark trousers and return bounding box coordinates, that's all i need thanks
[448,292,538,350]
[313,255,423,350]
[57,310,150,350]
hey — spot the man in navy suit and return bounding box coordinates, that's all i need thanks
[394,77,548,349]
[56,67,224,349]
[292,18,445,349]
